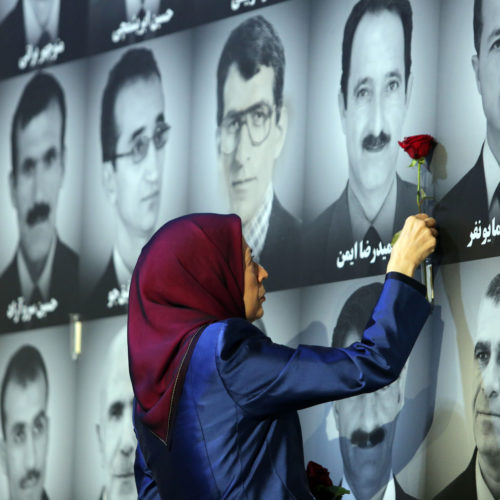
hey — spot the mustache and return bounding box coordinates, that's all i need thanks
[26,203,50,226]
[350,427,385,448]
[20,468,40,489]
[362,132,390,151]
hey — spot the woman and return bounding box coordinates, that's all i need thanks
[128,212,436,499]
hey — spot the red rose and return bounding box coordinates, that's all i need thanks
[306,461,333,490]
[398,134,436,160]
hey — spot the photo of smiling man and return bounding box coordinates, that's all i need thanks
[303,0,416,284]
[0,71,78,333]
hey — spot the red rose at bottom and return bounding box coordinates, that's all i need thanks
[307,461,333,491]
[398,134,436,160]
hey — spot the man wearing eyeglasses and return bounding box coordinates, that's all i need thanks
[85,47,168,318]
[216,15,301,291]
[0,71,78,333]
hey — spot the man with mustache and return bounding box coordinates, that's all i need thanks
[0,71,78,333]
[303,0,416,284]
[0,345,50,500]
[96,327,136,500]
[435,274,500,500]
[85,48,167,318]
[332,283,415,500]
[216,15,301,291]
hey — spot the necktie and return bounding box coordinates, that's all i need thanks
[30,286,43,304]
[363,225,382,248]
[489,183,500,225]
[37,30,51,49]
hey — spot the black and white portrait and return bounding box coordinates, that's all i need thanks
[431,258,500,500]
[0,326,76,500]
[81,34,191,319]
[188,0,308,291]
[0,63,84,333]
[302,0,439,285]
[0,0,87,79]
[434,0,500,264]
[73,318,135,500]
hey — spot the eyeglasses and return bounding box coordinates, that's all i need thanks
[113,121,171,164]
[219,103,274,155]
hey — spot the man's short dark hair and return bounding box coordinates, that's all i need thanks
[332,283,383,348]
[1,345,48,438]
[216,15,285,126]
[11,72,66,180]
[101,48,162,164]
[486,273,500,305]
[340,0,413,108]
[474,0,483,55]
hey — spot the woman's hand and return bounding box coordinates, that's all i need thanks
[387,214,438,277]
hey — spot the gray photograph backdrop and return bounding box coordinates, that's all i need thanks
[0,326,77,500]
[0,0,497,497]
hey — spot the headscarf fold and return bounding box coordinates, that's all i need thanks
[128,213,245,443]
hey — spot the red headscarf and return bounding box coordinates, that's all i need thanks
[128,213,246,443]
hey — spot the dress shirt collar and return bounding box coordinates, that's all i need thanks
[341,473,396,500]
[22,0,61,46]
[476,454,495,500]
[348,176,397,244]
[482,139,500,212]
[112,246,133,288]
[16,233,57,301]
[242,184,273,263]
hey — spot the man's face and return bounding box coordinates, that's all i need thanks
[219,64,286,225]
[28,0,55,28]
[105,75,165,240]
[472,0,500,153]
[340,11,409,200]
[97,341,136,500]
[473,297,500,461]
[9,99,64,266]
[2,376,49,500]
[334,331,403,492]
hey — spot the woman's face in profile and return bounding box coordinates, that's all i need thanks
[242,238,268,322]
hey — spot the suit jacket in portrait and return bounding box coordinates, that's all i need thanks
[0,237,78,333]
[434,150,499,265]
[88,0,185,55]
[302,175,416,286]
[259,193,301,292]
[0,0,86,79]
[433,449,477,500]
[84,255,127,320]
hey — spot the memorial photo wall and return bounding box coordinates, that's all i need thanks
[0,0,499,498]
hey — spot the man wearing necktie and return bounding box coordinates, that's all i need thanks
[0,72,78,333]
[434,0,500,264]
[302,0,417,285]
[0,0,86,78]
